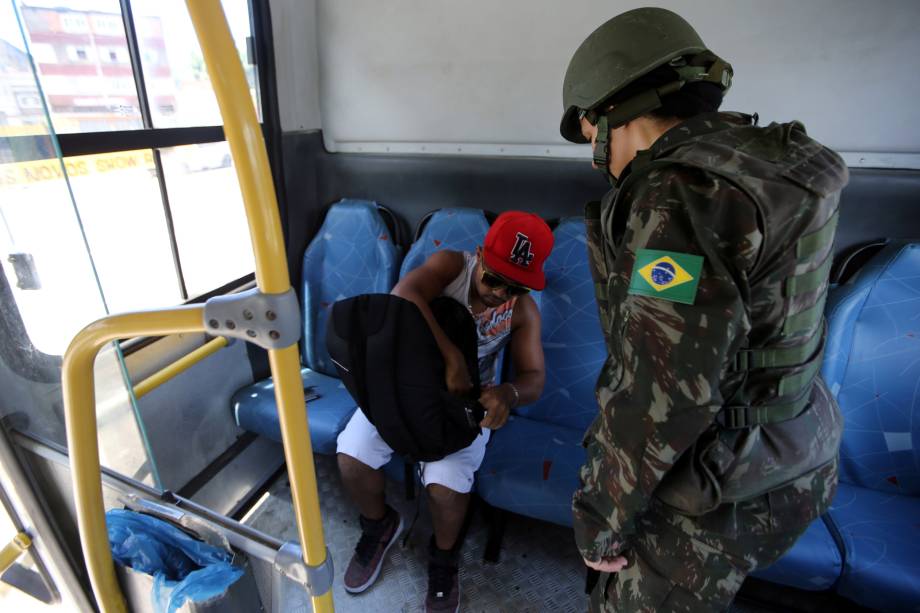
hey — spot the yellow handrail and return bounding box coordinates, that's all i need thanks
[63,307,206,613]
[133,336,229,399]
[61,1,333,612]
[0,532,32,575]
[185,3,332,612]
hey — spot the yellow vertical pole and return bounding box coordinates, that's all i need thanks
[185,2,332,611]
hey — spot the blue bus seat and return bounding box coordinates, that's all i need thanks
[818,241,920,611]
[233,199,401,454]
[750,518,843,591]
[399,208,491,278]
[477,219,605,526]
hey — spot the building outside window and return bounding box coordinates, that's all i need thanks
[0,0,263,355]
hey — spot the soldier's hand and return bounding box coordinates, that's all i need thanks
[444,347,473,395]
[478,384,513,430]
[583,554,628,573]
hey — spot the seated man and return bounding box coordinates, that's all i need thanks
[336,211,553,612]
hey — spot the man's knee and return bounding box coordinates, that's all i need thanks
[426,483,464,507]
[338,452,374,481]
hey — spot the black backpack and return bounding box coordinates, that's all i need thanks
[325,294,485,462]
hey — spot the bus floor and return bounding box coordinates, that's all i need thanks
[242,454,768,613]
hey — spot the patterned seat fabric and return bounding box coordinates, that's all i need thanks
[750,518,842,591]
[478,416,585,526]
[512,219,605,431]
[818,241,920,611]
[478,219,605,526]
[399,208,491,277]
[234,200,401,452]
[829,483,920,610]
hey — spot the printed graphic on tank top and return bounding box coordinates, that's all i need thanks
[441,251,517,385]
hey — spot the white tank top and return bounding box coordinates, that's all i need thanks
[441,251,517,385]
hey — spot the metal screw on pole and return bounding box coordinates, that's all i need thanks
[208,319,219,329]
[269,330,280,340]
[246,329,257,338]
[266,310,277,321]
[225,320,237,330]
[243,309,254,320]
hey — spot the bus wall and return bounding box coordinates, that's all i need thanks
[268,0,920,283]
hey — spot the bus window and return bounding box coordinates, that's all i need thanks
[130,0,260,128]
[1,0,263,349]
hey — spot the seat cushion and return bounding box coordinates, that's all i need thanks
[750,516,842,591]
[828,483,920,612]
[399,208,490,277]
[822,242,920,494]
[233,368,357,455]
[514,218,604,431]
[477,416,585,527]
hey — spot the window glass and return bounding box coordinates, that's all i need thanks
[160,142,254,298]
[65,149,184,313]
[10,1,143,133]
[131,0,259,128]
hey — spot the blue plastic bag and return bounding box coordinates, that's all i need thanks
[107,509,244,613]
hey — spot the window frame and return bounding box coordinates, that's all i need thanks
[2,0,283,304]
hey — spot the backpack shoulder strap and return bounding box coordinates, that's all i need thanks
[365,295,423,458]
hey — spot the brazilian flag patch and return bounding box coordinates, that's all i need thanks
[628,249,704,305]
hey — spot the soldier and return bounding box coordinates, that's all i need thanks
[559,8,849,612]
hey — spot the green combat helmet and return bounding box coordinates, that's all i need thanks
[560,7,733,179]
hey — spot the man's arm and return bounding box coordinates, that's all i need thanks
[391,250,472,395]
[573,166,762,564]
[479,294,545,429]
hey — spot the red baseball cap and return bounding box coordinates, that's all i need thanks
[482,211,554,290]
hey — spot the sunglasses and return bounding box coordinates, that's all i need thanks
[480,266,530,296]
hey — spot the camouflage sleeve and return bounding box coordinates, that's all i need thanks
[573,165,762,562]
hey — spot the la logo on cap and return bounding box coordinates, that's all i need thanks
[483,211,554,291]
[510,232,534,267]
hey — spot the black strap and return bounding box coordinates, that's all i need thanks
[404,461,416,500]
[733,329,822,371]
[585,568,601,595]
[720,393,811,429]
[365,298,423,459]
[722,336,825,429]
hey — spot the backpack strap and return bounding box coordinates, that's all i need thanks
[365,295,423,459]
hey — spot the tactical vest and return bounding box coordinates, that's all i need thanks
[586,113,849,514]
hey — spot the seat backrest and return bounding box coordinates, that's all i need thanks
[399,208,490,278]
[514,218,605,431]
[822,241,920,495]
[302,199,401,375]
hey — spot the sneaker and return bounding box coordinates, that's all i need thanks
[426,537,460,613]
[343,506,403,593]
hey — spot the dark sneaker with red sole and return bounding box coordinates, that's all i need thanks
[426,537,460,613]
[343,506,403,594]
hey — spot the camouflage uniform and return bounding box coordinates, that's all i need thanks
[575,112,849,612]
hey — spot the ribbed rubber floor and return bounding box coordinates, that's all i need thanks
[243,454,763,612]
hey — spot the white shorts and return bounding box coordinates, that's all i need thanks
[336,409,490,494]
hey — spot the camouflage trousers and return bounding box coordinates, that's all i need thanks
[588,496,808,612]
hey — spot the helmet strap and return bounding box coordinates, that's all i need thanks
[591,115,618,186]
